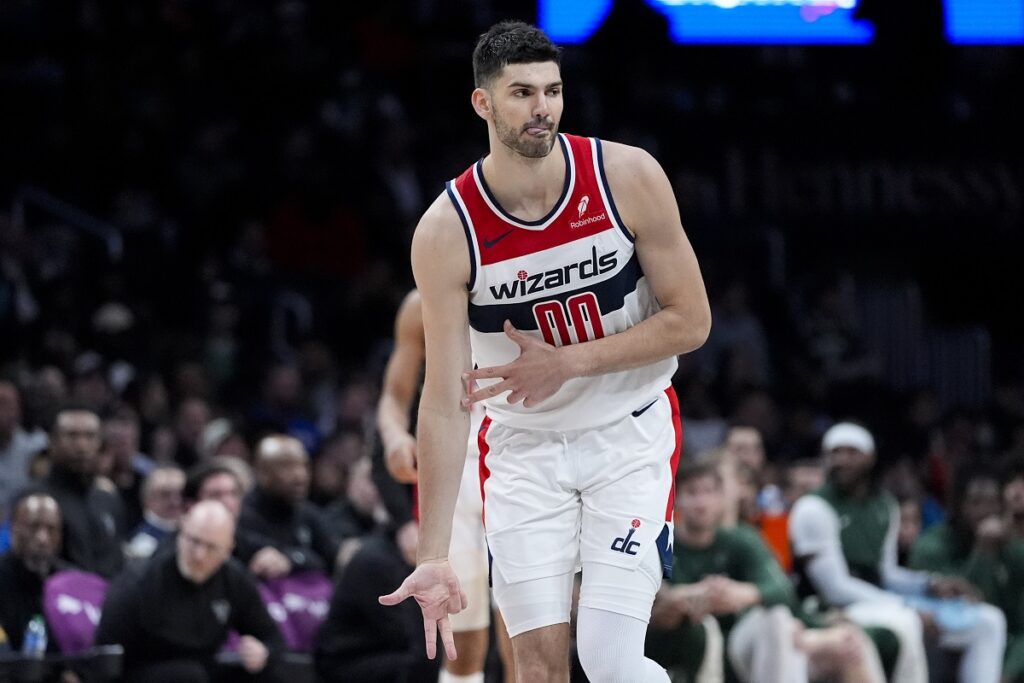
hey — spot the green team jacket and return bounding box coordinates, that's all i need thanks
[909,523,1024,681]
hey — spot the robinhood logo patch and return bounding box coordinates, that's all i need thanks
[488,247,618,300]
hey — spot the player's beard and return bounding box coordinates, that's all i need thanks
[494,105,558,159]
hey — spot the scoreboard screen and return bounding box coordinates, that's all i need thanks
[540,0,1024,45]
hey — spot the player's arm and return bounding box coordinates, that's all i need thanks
[378,193,471,661]
[376,290,426,484]
[465,143,710,406]
[410,196,473,562]
[561,142,710,374]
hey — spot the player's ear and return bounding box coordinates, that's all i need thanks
[471,88,492,121]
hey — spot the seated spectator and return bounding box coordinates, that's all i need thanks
[0,381,48,523]
[790,422,1006,683]
[126,466,186,560]
[235,435,341,580]
[909,464,1024,682]
[33,406,126,578]
[184,458,249,519]
[897,495,923,566]
[101,410,156,531]
[96,501,284,682]
[647,460,885,683]
[1004,458,1024,543]
[0,492,65,653]
[314,526,440,683]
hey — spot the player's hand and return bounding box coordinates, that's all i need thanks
[378,559,467,660]
[385,433,419,483]
[463,320,570,408]
[237,635,269,673]
[249,546,292,580]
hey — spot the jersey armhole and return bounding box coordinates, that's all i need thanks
[592,138,635,245]
[445,180,480,292]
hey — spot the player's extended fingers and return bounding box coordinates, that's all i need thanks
[462,378,514,406]
[465,364,512,382]
[424,615,438,660]
[439,615,458,661]
[378,581,412,606]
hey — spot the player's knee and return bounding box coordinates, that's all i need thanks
[576,613,642,683]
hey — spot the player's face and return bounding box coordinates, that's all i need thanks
[1005,476,1024,515]
[488,61,563,159]
[826,446,874,492]
[677,475,723,532]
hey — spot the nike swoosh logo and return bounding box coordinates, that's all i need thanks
[483,229,515,249]
[631,399,658,418]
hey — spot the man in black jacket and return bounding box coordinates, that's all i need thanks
[235,435,340,579]
[95,500,284,682]
[0,492,64,652]
[35,407,125,578]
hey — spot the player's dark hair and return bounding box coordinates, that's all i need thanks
[472,21,562,88]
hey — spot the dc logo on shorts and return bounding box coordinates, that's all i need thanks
[610,518,642,556]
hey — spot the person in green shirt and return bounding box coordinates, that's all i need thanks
[646,459,884,683]
[909,464,1024,682]
[789,421,1006,683]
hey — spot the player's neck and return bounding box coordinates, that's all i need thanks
[481,139,565,222]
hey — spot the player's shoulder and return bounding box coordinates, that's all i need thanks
[597,139,664,186]
[416,191,462,237]
[412,192,471,284]
[412,192,467,256]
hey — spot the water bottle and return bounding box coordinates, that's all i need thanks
[21,614,47,658]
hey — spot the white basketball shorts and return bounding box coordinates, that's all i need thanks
[480,386,681,635]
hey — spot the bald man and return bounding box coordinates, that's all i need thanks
[234,435,342,580]
[96,501,284,682]
[0,492,65,652]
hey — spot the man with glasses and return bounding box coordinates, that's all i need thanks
[96,500,284,682]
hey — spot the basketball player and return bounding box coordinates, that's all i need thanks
[377,289,513,683]
[379,21,711,683]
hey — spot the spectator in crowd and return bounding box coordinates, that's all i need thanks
[102,410,156,531]
[723,423,765,472]
[1004,458,1024,542]
[173,398,212,469]
[34,406,126,578]
[789,422,1006,683]
[646,460,885,683]
[314,524,440,683]
[184,458,249,519]
[235,435,341,579]
[126,466,186,560]
[909,464,1024,682]
[896,495,923,566]
[1,381,49,524]
[96,500,284,682]
[783,458,825,508]
[0,492,64,652]
[322,455,386,552]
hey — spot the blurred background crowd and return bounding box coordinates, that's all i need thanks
[1,0,1022,681]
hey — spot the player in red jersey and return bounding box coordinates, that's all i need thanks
[380,21,710,683]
